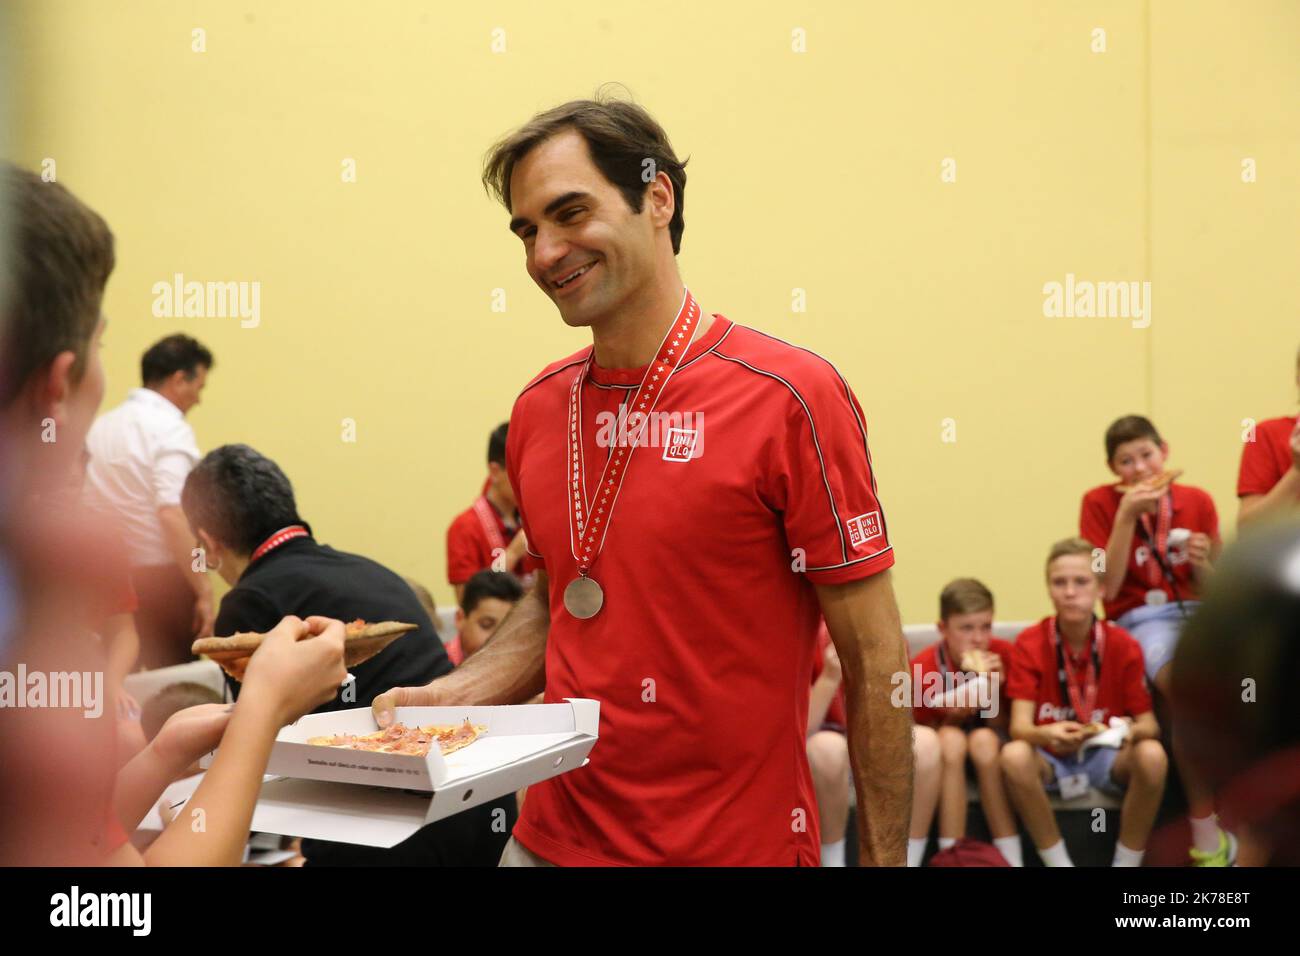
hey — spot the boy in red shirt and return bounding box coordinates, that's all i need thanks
[807,621,940,867]
[1237,345,1300,527]
[1002,537,1167,867]
[444,569,524,666]
[1079,414,1232,864]
[445,422,534,602]
[910,578,1021,865]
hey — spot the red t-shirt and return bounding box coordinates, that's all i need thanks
[809,622,847,729]
[506,316,894,866]
[910,637,1015,728]
[1006,618,1151,726]
[445,496,538,585]
[1079,481,1220,619]
[1237,415,1298,498]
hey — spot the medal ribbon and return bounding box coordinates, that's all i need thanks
[472,496,508,555]
[1049,617,1105,723]
[1137,492,1172,589]
[566,288,702,577]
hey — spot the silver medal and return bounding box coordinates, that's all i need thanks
[564,576,605,619]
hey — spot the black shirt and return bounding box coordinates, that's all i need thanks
[214,534,515,866]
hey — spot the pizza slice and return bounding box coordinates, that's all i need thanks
[307,719,487,758]
[959,649,992,673]
[193,619,418,680]
[1115,468,1182,494]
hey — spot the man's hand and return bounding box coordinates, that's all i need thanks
[372,681,454,729]
[816,571,911,867]
[240,615,348,727]
[1290,418,1300,472]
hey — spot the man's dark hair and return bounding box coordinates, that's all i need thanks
[488,422,508,467]
[181,444,303,555]
[141,333,213,387]
[1104,415,1163,463]
[482,89,689,255]
[461,569,524,615]
[0,163,116,407]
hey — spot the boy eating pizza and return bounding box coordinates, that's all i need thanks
[1078,414,1233,864]
[910,578,1021,865]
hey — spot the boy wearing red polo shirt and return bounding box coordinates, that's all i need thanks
[910,579,1021,865]
[446,422,534,602]
[1001,538,1167,867]
[1080,415,1233,864]
[1237,345,1300,527]
[1079,416,1221,695]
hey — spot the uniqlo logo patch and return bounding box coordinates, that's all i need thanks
[846,511,883,549]
[662,427,698,463]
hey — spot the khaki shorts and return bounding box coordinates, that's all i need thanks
[498,835,555,867]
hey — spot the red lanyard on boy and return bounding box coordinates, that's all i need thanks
[1137,493,1172,588]
[1049,617,1104,723]
[472,496,508,555]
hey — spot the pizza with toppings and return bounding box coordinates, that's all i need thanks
[307,719,488,758]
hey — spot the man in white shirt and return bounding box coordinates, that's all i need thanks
[85,334,215,668]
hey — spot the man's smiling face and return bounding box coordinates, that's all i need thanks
[508,129,656,332]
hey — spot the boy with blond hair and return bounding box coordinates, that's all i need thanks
[1001,538,1167,867]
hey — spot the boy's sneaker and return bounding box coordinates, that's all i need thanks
[1189,829,1238,867]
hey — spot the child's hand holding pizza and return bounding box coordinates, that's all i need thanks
[241,615,348,727]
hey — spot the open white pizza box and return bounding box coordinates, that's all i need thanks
[197,698,599,848]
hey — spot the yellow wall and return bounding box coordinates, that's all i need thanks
[12,1,1298,625]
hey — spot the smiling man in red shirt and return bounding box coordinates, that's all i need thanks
[375,95,912,866]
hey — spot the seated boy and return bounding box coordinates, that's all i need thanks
[1001,537,1167,867]
[1079,414,1233,863]
[910,578,1021,866]
[445,569,525,665]
[807,622,941,867]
